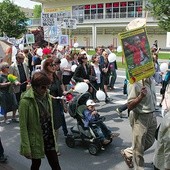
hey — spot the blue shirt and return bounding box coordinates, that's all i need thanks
[83,109,99,127]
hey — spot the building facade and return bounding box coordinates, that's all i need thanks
[31,0,166,49]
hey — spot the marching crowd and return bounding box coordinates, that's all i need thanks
[0,42,170,170]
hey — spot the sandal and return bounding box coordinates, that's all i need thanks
[110,133,120,138]
[121,149,134,168]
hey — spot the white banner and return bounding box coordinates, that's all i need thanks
[44,25,62,44]
[41,13,58,27]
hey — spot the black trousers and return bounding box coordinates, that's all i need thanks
[154,166,160,170]
[0,138,4,156]
[31,150,61,170]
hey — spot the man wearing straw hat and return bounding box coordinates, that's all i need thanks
[121,77,157,169]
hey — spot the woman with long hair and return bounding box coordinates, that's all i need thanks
[42,58,68,153]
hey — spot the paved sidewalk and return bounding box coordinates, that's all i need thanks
[0,163,14,170]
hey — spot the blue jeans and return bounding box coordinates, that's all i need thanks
[91,122,111,140]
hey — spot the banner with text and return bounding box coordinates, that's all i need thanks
[41,12,58,26]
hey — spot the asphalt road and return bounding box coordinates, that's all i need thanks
[0,69,163,170]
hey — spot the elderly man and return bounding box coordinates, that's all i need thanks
[9,52,30,104]
[121,78,157,170]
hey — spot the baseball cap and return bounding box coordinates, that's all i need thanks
[86,99,96,106]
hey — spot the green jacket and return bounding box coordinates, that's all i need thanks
[19,87,56,159]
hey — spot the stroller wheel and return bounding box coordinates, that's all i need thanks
[65,136,75,148]
[88,144,99,155]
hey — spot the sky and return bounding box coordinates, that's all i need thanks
[0,0,41,9]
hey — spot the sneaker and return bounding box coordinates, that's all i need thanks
[159,103,162,107]
[116,108,123,118]
[105,97,112,103]
[57,152,61,156]
[0,155,7,163]
[103,139,110,145]
[12,118,19,123]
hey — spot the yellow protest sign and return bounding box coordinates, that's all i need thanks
[119,27,155,84]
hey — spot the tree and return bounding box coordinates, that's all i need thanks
[0,0,28,38]
[146,0,170,31]
[33,5,42,18]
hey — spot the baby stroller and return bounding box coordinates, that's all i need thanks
[65,92,112,155]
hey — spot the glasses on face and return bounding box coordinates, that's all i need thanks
[83,57,87,59]
[49,63,56,67]
[5,66,9,68]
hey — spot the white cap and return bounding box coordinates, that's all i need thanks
[86,99,96,106]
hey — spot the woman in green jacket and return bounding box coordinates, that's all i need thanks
[19,71,61,170]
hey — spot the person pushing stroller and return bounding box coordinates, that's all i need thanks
[83,99,119,145]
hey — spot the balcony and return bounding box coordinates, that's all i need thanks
[27,11,156,28]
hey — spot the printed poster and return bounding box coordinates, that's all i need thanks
[26,34,35,44]
[59,35,68,46]
[119,27,155,84]
[44,25,62,44]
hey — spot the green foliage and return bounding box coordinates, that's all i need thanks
[146,0,170,31]
[0,0,28,38]
[33,5,42,18]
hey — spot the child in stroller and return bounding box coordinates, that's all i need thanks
[83,99,119,145]
[65,92,119,155]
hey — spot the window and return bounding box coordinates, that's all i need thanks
[98,4,103,19]
[72,1,143,21]
[84,3,104,20]
[72,5,84,23]
[113,2,119,18]
[91,4,96,19]
[85,5,90,19]
[128,1,135,17]
[135,1,142,17]
[106,3,112,18]
[120,2,127,18]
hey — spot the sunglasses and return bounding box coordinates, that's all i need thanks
[5,66,9,68]
[83,57,87,59]
[49,63,57,67]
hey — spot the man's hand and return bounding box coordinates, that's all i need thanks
[139,87,147,98]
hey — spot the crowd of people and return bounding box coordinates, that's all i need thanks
[0,41,170,170]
